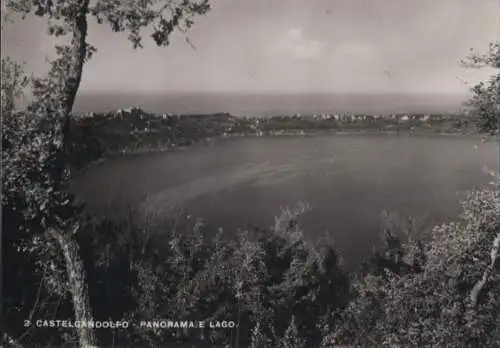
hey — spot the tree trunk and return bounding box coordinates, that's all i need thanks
[62,0,90,181]
[470,231,500,307]
[48,227,97,348]
[49,3,98,347]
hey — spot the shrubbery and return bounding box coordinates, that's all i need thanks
[322,183,500,347]
[72,203,351,347]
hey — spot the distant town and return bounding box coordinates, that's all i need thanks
[78,107,474,136]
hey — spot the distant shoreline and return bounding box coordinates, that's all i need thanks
[70,106,497,179]
[72,128,496,178]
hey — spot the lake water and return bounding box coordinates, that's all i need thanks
[73,134,499,267]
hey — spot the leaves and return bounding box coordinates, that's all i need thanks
[462,42,500,70]
[327,185,500,347]
[88,0,211,49]
[1,58,31,114]
[463,41,500,133]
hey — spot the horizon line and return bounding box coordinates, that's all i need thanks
[77,91,471,96]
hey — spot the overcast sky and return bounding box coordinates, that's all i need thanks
[2,0,499,95]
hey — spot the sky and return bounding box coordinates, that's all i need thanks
[2,0,499,95]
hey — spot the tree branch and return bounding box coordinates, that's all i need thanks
[14,274,46,343]
[470,231,500,307]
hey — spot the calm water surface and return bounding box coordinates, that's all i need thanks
[73,135,499,266]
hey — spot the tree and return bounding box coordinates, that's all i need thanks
[4,0,211,177]
[463,42,500,133]
[2,56,96,347]
[3,1,211,347]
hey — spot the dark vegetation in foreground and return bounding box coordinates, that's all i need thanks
[4,184,500,347]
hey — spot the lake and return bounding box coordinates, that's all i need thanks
[72,134,499,267]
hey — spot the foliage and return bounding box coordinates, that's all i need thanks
[323,184,500,347]
[4,0,211,67]
[1,57,30,113]
[1,56,83,347]
[463,42,500,133]
[71,204,351,347]
[6,0,210,47]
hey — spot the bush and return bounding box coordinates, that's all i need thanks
[323,183,500,347]
[75,204,351,347]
